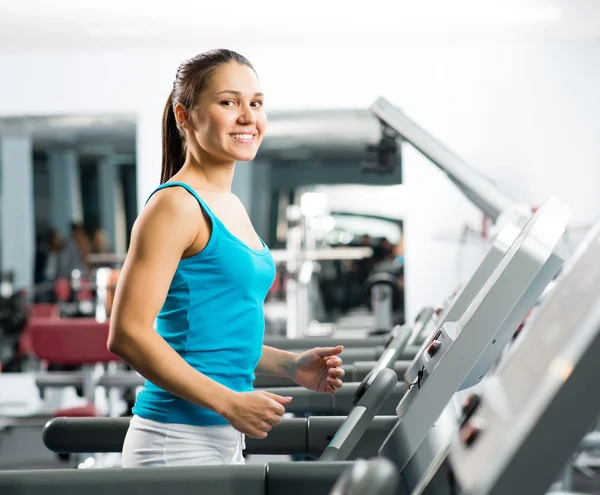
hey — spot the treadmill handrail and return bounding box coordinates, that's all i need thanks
[353,325,411,405]
[42,415,400,455]
[374,325,412,373]
[319,367,398,461]
[370,97,515,222]
[406,307,435,347]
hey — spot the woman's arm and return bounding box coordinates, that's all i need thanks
[107,188,235,416]
[255,346,299,377]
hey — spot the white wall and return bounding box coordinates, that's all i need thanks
[1,40,599,319]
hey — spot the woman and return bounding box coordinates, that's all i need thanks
[108,49,345,467]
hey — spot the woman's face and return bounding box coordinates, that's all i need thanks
[185,62,267,164]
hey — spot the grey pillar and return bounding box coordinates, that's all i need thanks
[98,155,133,255]
[0,133,35,289]
[47,149,82,236]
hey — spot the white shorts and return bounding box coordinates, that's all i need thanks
[121,415,246,467]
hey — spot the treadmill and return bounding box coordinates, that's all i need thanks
[411,220,600,495]
[376,194,571,493]
[6,194,570,495]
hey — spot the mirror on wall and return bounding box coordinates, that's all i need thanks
[0,114,137,300]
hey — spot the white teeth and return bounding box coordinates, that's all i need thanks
[231,134,254,140]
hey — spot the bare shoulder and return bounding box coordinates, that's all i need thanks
[144,185,204,219]
[131,186,204,254]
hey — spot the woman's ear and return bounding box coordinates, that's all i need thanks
[174,103,192,130]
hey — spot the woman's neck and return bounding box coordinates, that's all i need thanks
[181,152,236,193]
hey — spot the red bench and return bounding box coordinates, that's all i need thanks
[28,317,120,418]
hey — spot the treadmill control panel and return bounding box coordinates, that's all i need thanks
[403,196,572,392]
[448,224,600,494]
[405,322,458,388]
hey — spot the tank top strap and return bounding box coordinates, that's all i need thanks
[145,182,217,220]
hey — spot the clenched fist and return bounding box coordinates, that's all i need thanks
[222,390,292,439]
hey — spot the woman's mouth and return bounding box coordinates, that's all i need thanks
[229,133,255,143]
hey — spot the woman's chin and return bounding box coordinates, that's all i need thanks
[231,150,259,163]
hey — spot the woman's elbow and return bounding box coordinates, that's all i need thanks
[107,331,124,355]
[107,324,134,356]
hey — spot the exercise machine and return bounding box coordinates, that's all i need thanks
[378,195,570,493]
[410,221,600,495]
[330,458,399,495]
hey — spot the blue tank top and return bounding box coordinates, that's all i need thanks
[132,182,276,426]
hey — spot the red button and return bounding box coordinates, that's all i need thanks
[460,424,481,447]
[427,340,441,357]
[460,394,481,427]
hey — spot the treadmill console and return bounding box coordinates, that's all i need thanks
[449,223,600,495]
[404,196,572,391]
[378,197,571,489]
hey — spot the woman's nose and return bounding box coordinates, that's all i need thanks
[238,105,256,124]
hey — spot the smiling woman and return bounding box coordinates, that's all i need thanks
[105,48,345,468]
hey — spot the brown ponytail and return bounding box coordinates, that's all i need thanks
[160,91,185,184]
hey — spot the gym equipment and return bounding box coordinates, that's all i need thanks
[379,196,571,492]
[263,333,391,351]
[282,204,376,339]
[250,363,408,417]
[370,97,542,340]
[29,317,118,412]
[285,203,320,339]
[43,415,398,458]
[330,458,399,495]
[411,221,600,495]
[29,369,401,495]
[264,335,390,349]
[263,331,418,361]
[371,97,515,223]
[0,462,355,495]
[363,272,402,334]
[427,206,529,345]
[404,306,435,348]
[39,195,568,481]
